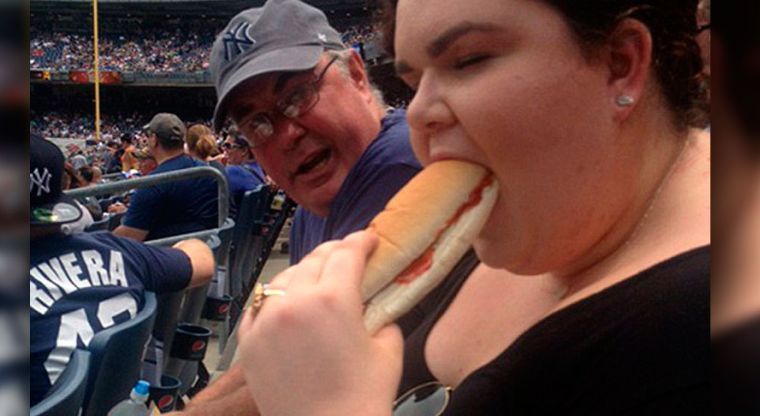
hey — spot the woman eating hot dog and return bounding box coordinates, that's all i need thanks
[235,1,710,415]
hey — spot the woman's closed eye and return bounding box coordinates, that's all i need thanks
[453,54,491,70]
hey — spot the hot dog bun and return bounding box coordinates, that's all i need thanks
[361,160,499,333]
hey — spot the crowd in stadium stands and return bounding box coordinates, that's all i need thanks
[30,24,379,72]
[30,111,213,141]
[30,30,213,72]
[340,23,378,47]
[55,113,269,232]
[31,111,147,141]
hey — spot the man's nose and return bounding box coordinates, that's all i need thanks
[273,118,307,151]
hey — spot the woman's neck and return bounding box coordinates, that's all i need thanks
[554,127,710,304]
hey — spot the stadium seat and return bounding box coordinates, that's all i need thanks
[84,217,110,232]
[82,292,158,416]
[213,217,236,291]
[225,186,275,328]
[31,349,91,416]
[228,186,274,301]
[179,235,220,324]
[107,211,126,230]
[225,188,297,333]
[255,193,296,281]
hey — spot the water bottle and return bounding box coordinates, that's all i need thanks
[107,380,150,416]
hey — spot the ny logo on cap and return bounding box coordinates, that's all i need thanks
[223,22,256,62]
[30,168,52,197]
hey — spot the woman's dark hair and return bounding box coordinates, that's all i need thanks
[377,0,705,129]
[62,162,82,190]
[78,166,94,183]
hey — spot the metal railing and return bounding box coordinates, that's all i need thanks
[66,166,229,229]
[101,171,127,181]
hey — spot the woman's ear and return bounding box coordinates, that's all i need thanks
[605,18,653,121]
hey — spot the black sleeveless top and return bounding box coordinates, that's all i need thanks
[398,246,710,415]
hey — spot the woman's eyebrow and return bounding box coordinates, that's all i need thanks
[427,22,500,58]
[395,21,501,76]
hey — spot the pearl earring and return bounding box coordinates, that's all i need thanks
[616,95,635,107]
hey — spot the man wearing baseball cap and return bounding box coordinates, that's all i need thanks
[177,0,427,414]
[210,0,420,265]
[30,134,215,405]
[112,112,219,242]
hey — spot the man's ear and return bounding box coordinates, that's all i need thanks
[605,18,653,121]
[345,49,373,99]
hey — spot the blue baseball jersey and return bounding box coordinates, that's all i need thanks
[290,109,422,263]
[123,154,219,240]
[30,231,192,405]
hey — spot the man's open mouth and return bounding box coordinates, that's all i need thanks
[295,148,331,176]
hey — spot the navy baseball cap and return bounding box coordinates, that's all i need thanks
[209,0,345,131]
[30,134,83,226]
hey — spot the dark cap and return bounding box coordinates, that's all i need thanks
[30,134,83,225]
[143,113,186,142]
[210,0,345,131]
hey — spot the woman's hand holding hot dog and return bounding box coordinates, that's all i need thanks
[236,231,402,416]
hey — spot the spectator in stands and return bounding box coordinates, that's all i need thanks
[120,135,140,172]
[67,144,88,170]
[59,161,96,234]
[221,129,267,213]
[77,166,97,187]
[177,1,424,414]
[30,134,214,406]
[91,165,103,184]
[134,147,158,176]
[103,140,122,173]
[113,135,127,167]
[61,161,84,190]
[233,0,710,415]
[76,166,104,221]
[112,113,219,241]
[185,124,224,169]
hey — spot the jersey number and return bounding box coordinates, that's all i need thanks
[44,293,138,385]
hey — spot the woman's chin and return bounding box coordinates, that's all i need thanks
[473,238,510,270]
[474,236,544,275]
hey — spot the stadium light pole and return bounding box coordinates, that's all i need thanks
[92,0,102,142]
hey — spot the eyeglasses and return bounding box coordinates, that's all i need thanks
[237,55,340,147]
[393,381,452,416]
[222,142,244,150]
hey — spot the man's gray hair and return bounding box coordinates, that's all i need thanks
[325,49,388,112]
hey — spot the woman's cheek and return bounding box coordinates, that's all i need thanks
[409,128,432,166]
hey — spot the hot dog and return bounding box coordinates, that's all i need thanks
[360,160,499,333]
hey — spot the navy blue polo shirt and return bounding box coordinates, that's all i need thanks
[290,109,421,263]
[123,154,219,240]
